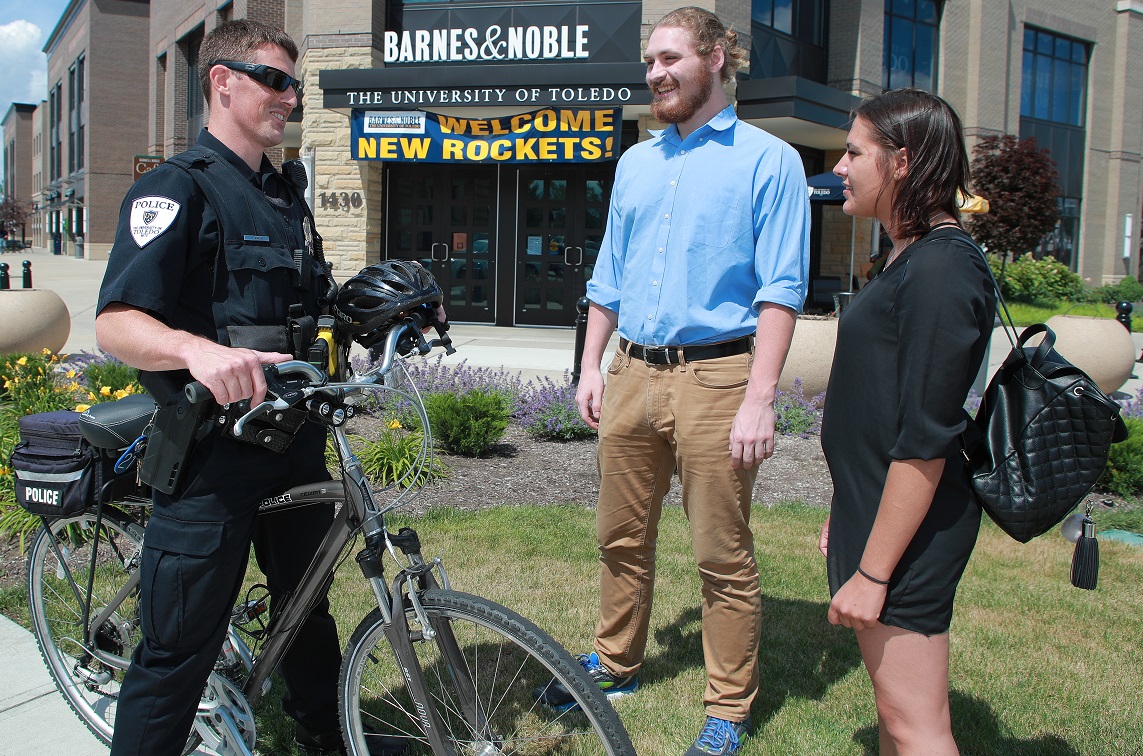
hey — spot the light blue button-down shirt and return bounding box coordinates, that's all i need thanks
[586,106,810,346]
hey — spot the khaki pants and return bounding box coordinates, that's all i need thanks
[594,346,762,721]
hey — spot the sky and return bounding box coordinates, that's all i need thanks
[0,0,70,132]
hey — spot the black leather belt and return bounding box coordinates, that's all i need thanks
[620,336,752,365]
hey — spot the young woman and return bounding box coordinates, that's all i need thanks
[819,88,996,755]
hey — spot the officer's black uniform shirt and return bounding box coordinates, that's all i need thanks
[97,129,305,341]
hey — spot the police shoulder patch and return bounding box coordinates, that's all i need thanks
[129,196,181,248]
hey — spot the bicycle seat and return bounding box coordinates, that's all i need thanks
[79,394,157,449]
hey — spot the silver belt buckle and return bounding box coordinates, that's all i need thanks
[643,345,672,365]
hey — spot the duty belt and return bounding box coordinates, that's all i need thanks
[620,336,752,365]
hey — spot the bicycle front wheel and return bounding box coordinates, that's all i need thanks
[25,507,144,745]
[340,589,634,755]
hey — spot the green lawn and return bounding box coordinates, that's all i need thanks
[1004,300,1143,332]
[3,502,1140,754]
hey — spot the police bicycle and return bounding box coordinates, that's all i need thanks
[23,265,634,755]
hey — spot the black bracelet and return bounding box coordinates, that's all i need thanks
[856,566,890,586]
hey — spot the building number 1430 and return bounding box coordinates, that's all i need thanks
[319,191,363,211]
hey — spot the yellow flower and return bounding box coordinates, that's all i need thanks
[41,348,51,355]
[66,370,76,379]
[124,384,136,394]
[2,380,9,389]
[68,382,80,391]
[113,389,128,400]
[388,419,403,429]
[100,386,112,396]
[75,403,91,413]
[87,391,96,400]
[16,356,27,366]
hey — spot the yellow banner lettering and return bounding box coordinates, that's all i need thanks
[581,137,602,160]
[491,140,513,160]
[357,137,377,159]
[511,113,533,133]
[515,138,538,160]
[466,140,490,161]
[534,109,558,133]
[442,139,464,160]
[561,110,590,131]
[438,116,468,134]
[468,120,489,136]
[538,138,558,160]
[594,110,615,131]
[378,139,398,159]
[401,138,431,159]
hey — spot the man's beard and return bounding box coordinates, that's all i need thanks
[650,73,714,124]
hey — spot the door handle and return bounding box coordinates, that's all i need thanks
[431,242,450,261]
[564,246,583,266]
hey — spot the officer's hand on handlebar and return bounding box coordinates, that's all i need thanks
[184,341,292,407]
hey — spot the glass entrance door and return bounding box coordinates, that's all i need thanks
[386,164,497,323]
[515,165,612,326]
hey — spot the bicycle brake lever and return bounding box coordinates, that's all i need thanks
[232,397,291,437]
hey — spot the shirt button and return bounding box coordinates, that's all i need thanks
[664,213,670,220]
[658,247,664,253]
[258,257,266,268]
[652,280,659,286]
[680,149,686,155]
[647,314,653,320]
[670,180,676,186]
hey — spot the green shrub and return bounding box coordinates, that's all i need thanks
[989,253,1084,304]
[424,390,511,456]
[82,356,142,396]
[1102,417,1143,497]
[1081,275,1143,305]
[353,430,445,488]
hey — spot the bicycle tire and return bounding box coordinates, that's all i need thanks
[25,507,145,745]
[339,589,635,755]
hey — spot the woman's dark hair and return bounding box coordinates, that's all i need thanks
[852,88,970,240]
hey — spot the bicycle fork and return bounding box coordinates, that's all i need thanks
[356,531,492,755]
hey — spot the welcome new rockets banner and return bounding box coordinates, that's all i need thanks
[351,108,620,163]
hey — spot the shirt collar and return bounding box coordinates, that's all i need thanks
[650,105,738,146]
[195,128,275,184]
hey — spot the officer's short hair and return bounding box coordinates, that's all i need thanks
[199,20,299,105]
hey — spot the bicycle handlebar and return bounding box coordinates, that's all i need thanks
[184,310,452,437]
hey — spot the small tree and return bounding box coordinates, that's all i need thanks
[966,135,1061,268]
[0,196,30,240]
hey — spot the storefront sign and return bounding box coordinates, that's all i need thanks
[385,2,640,66]
[133,155,163,182]
[346,85,638,108]
[352,108,620,163]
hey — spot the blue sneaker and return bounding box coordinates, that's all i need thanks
[533,652,639,712]
[684,715,751,756]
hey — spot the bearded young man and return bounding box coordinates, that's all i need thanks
[535,7,809,755]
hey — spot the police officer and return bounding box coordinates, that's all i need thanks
[96,19,366,756]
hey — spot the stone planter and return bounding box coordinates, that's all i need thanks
[779,315,837,396]
[0,289,71,355]
[1043,314,1135,395]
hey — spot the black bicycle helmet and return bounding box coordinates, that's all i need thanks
[333,260,443,347]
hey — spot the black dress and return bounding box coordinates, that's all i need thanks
[821,226,996,635]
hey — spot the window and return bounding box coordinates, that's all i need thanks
[883,0,940,91]
[49,82,62,182]
[753,0,826,46]
[67,64,76,174]
[76,55,85,170]
[185,28,205,137]
[750,0,828,81]
[1021,27,1087,127]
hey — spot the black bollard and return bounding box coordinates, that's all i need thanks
[22,259,32,289]
[1116,301,1133,331]
[0,262,8,290]
[571,296,589,387]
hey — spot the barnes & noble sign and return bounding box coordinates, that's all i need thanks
[384,1,640,66]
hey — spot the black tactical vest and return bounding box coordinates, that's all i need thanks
[164,145,331,352]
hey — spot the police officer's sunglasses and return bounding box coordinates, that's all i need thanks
[211,60,303,98]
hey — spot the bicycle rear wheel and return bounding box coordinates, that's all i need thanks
[25,507,144,745]
[340,588,634,755]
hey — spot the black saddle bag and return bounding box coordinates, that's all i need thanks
[10,411,110,517]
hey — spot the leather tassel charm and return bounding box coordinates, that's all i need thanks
[1070,502,1099,590]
